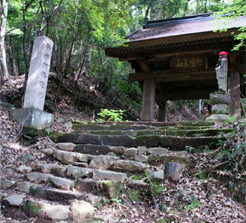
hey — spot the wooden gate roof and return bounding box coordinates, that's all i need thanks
[106,13,246,59]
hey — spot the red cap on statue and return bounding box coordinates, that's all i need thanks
[219,51,228,56]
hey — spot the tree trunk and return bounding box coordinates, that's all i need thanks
[0,0,9,80]
[135,0,139,31]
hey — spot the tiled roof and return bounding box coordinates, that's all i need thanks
[126,13,246,42]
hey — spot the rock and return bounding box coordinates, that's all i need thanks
[148,154,193,166]
[137,146,147,155]
[0,180,16,189]
[49,176,74,190]
[53,150,77,164]
[26,173,74,189]
[153,169,164,180]
[93,170,127,183]
[57,142,76,151]
[21,154,35,163]
[164,162,182,181]
[22,200,43,218]
[64,121,73,128]
[73,162,89,168]
[42,202,71,221]
[26,172,53,183]
[109,146,126,154]
[29,186,81,202]
[57,118,65,123]
[2,168,15,177]
[3,194,25,207]
[71,200,94,223]
[51,165,67,177]
[75,180,96,193]
[0,192,8,200]
[136,135,160,147]
[89,155,116,170]
[16,182,38,193]
[134,155,148,162]
[113,160,146,172]
[74,144,110,155]
[101,135,135,147]
[86,194,100,205]
[159,136,173,147]
[66,165,93,178]
[0,101,15,110]
[55,133,101,145]
[128,180,148,187]
[74,153,91,162]
[37,163,58,173]
[42,148,53,156]
[148,147,169,155]
[124,148,138,158]
[17,165,32,174]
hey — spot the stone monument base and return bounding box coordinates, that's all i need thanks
[206,92,231,123]
[13,108,54,128]
[206,114,229,123]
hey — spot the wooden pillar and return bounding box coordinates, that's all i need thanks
[228,72,241,118]
[141,78,156,121]
[158,99,167,122]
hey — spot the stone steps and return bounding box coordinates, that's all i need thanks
[1,120,231,222]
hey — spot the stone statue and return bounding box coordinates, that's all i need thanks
[206,51,230,123]
[215,51,228,92]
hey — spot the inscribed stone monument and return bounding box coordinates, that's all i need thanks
[13,36,54,128]
[24,36,53,110]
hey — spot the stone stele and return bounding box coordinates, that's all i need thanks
[13,36,54,128]
[24,36,53,110]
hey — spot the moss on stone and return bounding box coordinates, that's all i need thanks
[49,132,65,140]
[23,201,41,216]
[179,121,215,126]
[22,126,47,137]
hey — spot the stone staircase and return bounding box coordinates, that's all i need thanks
[0,121,233,222]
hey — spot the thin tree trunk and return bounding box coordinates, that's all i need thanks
[145,0,152,19]
[0,0,9,80]
[135,0,139,31]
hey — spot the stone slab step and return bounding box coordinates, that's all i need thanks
[75,179,120,199]
[178,121,215,126]
[137,128,234,137]
[37,163,93,179]
[148,153,194,167]
[81,129,138,137]
[52,133,224,150]
[29,185,82,203]
[72,123,156,131]
[26,172,74,190]
[52,149,93,164]
[93,169,127,183]
[74,144,111,155]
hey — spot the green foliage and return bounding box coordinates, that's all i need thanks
[185,146,196,154]
[216,121,246,172]
[160,204,167,212]
[187,196,201,210]
[45,128,51,135]
[94,198,109,210]
[145,169,164,200]
[96,108,125,122]
[128,190,139,202]
[214,0,246,50]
